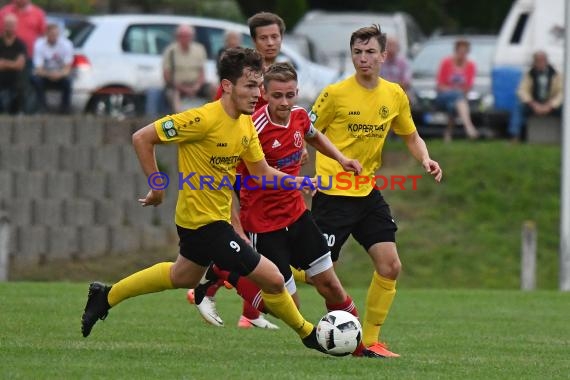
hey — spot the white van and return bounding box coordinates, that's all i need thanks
[494,0,564,71]
[490,0,565,132]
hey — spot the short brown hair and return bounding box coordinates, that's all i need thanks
[454,38,470,51]
[350,25,387,52]
[263,62,297,89]
[218,47,263,84]
[248,12,286,39]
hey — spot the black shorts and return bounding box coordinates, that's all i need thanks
[311,189,398,261]
[177,221,261,277]
[247,210,331,284]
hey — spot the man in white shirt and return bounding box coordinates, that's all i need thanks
[32,22,73,113]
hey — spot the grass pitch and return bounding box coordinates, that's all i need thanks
[1,283,569,379]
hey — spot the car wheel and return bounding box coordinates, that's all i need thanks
[86,92,140,119]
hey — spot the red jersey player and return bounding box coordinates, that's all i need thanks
[192,13,305,329]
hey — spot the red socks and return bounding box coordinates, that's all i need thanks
[326,295,358,318]
[213,266,265,312]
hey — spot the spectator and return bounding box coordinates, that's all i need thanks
[0,0,46,59]
[0,13,26,114]
[508,50,563,142]
[380,36,414,103]
[162,24,210,113]
[216,30,242,75]
[0,0,46,113]
[31,22,74,114]
[435,38,480,142]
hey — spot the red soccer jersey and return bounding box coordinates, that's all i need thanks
[240,105,317,233]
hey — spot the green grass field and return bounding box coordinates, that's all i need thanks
[1,282,569,379]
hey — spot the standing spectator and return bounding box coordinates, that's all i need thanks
[0,13,26,114]
[162,24,210,113]
[0,0,46,113]
[508,50,563,142]
[380,36,414,103]
[0,0,46,59]
[31,22,74,114]
[435,38,479,142]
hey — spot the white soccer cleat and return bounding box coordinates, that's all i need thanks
[238,315,279,329]
[195,296,224,327]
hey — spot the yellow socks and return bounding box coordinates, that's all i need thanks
[261,289,314,338]
[107,262,174,307]
[291,267,307,284]
[362,272,396,347]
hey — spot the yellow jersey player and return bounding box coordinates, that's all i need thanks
[306,25,443,358]
[80,47,325,354]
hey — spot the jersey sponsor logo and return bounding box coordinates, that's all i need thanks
[272,139,281,149]
[209,155,240,167]
[161,119,177,138]
[347,123,386,139]
[217,142,228,147]
[276,149,302,169]
[347,123,386,133]
[348,110,360,115]
[380,106,389,118]
[293,131,303,148]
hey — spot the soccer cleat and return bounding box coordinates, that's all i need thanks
[302,327,327,353]
[353,342,400,358]
[195,296,224,327]
[223,281,233,289]
[237,315,280,329]
[81,282,112,337]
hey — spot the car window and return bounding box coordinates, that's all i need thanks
[403,14,426,51]
[295,18,397,57]
[510,13,529,44]
[122,24,177,55]
[412,38,496,77]
[46,16,94,48]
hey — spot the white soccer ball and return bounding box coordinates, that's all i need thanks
[316,310,362,356]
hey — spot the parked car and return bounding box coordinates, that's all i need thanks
[293,10,426,75]
[410,35,497,137]
[55,14,338,117]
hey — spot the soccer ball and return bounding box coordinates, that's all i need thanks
[316,310,362,356]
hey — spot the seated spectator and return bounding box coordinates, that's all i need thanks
[0,13,26,114]
[380,36,414,104]
[435,38,480,142]
[508,50,563,142]
[31,22,73,114]
[162,24,211,113]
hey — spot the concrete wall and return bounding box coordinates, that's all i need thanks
[0,115,179,266]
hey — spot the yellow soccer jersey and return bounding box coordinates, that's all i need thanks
[154,100,264,229]
[309,76,416,196]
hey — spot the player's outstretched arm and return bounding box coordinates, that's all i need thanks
[305,131,362,175]
[243,158,316,190]
[132,123,165,206]
[400,131,443,182]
